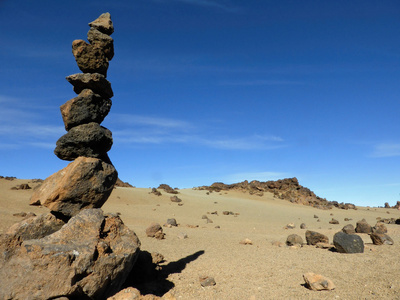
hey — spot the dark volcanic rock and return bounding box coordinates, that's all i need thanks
[333,231,364,253]
[10,183,31,190]
[30,157,117,218]
[355,219,372,234]
[305,230,329,245]
[87,27,114,60]
[89,12,114,35]
[54,122,113,161]
[72,39,109,76]
[369,233,394,245]
[66,73,113,99]
[158,183,179,194]
[0,209,140,300]
[60,89,111,130]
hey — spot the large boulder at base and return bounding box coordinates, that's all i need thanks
[72,39,109,76]
[87,27,114,60]
[333,232,364,253]
[355,219,372,234]
[305,230,329,245]
[6,212,65,241]
[66,73,113,98]
[60,89,112,131]
[369,233,394,245]
[55,122,113,161]
[30,157,118,218]
[0,209,140,300]
[89,12,114,35]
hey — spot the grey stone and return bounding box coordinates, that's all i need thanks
[333,231,364,253]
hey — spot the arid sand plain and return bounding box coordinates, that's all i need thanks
[2,178,400,299]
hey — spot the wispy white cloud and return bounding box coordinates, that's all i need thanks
[222,171,288,183]
[370,143,400,158]
[111,114,285,150]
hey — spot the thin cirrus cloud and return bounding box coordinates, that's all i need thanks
[111,114,285,150]
[370,143,400,158]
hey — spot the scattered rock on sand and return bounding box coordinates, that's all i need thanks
[300,223,307,229]
[11,183,31,190]
[333,231,364,253]
[146,222,165,239]
[369,233,394,245]
[271,241,285,247]
[329,218,339,224]
[170,195,182,203]
[164,218,178,227]
[177,232,188,239]
[200,276,216,287]
[286,234,303,246]
[285,223,295,229]
[355,219,372,234]
[303,272,335,291]
[158,184,179,194]
[372,222,387,234]
[314,214,319,218]
[305,230,329,245]
[151,188,162,196]
[240,238,253,245]
[342,224,356,234]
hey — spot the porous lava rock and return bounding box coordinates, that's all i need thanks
[55,122,113,161]
[89,12,114,35]
[0,209,140,300]
[72,39,109,76]
[60,89,112,131]
[87,27,114,60]
[66,73,113,98]
[333,232,364,253]
[30,157,117,218]
[305,230,329,246]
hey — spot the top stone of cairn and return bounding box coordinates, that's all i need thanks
[89,12,114,35]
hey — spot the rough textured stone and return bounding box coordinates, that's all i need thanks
[60,89,112,130]
[372,222,387,234]
[30,157,117,218]
[89,12,114,35]
[87,27,114,60]
[72,39,109,76]
[55,122,113,161]
[199,276,216,287]
[329,218,339,224]
[333,231,364,253]
[305,230,329,245]
[355,219,372,234]
[146,223,165,239]
[369,233,394,245]
[66,73,113,98]
[0,209,140,300]
[286,234,303,246]
[6,213,65,241]
[342,224,356,234]
[303,272,335,291]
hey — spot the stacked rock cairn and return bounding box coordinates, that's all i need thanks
[30,13,118,219]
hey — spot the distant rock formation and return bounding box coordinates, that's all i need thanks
[197,177,356,210]
[31,12,118,219]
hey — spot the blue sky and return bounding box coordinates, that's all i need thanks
[1,0,400,206]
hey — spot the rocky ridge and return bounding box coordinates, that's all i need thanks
[197,177,356,210]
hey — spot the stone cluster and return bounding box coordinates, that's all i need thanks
[30,13,118,219]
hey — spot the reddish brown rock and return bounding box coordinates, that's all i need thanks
[30,157,117,218]
[89,12,114,35]
[146,223,165,239]
[369,233,394,245]
[66,73,113,98]
[372,222,387,234]
[60,89,111,130]
[0,209,140,299]
[87,27,114,60]
[355,219,372,234]
[72,39,109,76]
[54,122,113,161]
[303,272,335,291]
[305,230,329,245]
[342,224,356,234]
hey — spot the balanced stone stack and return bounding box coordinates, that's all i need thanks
[30,13,118,219]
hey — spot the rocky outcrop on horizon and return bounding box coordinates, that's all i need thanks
[197,177,356,210]
[0,13,141,299]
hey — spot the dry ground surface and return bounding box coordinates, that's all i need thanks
[2,178,400,299]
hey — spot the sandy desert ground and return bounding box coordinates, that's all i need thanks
[1,178,400,299]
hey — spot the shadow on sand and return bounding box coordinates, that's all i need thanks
[122,250,205,296]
